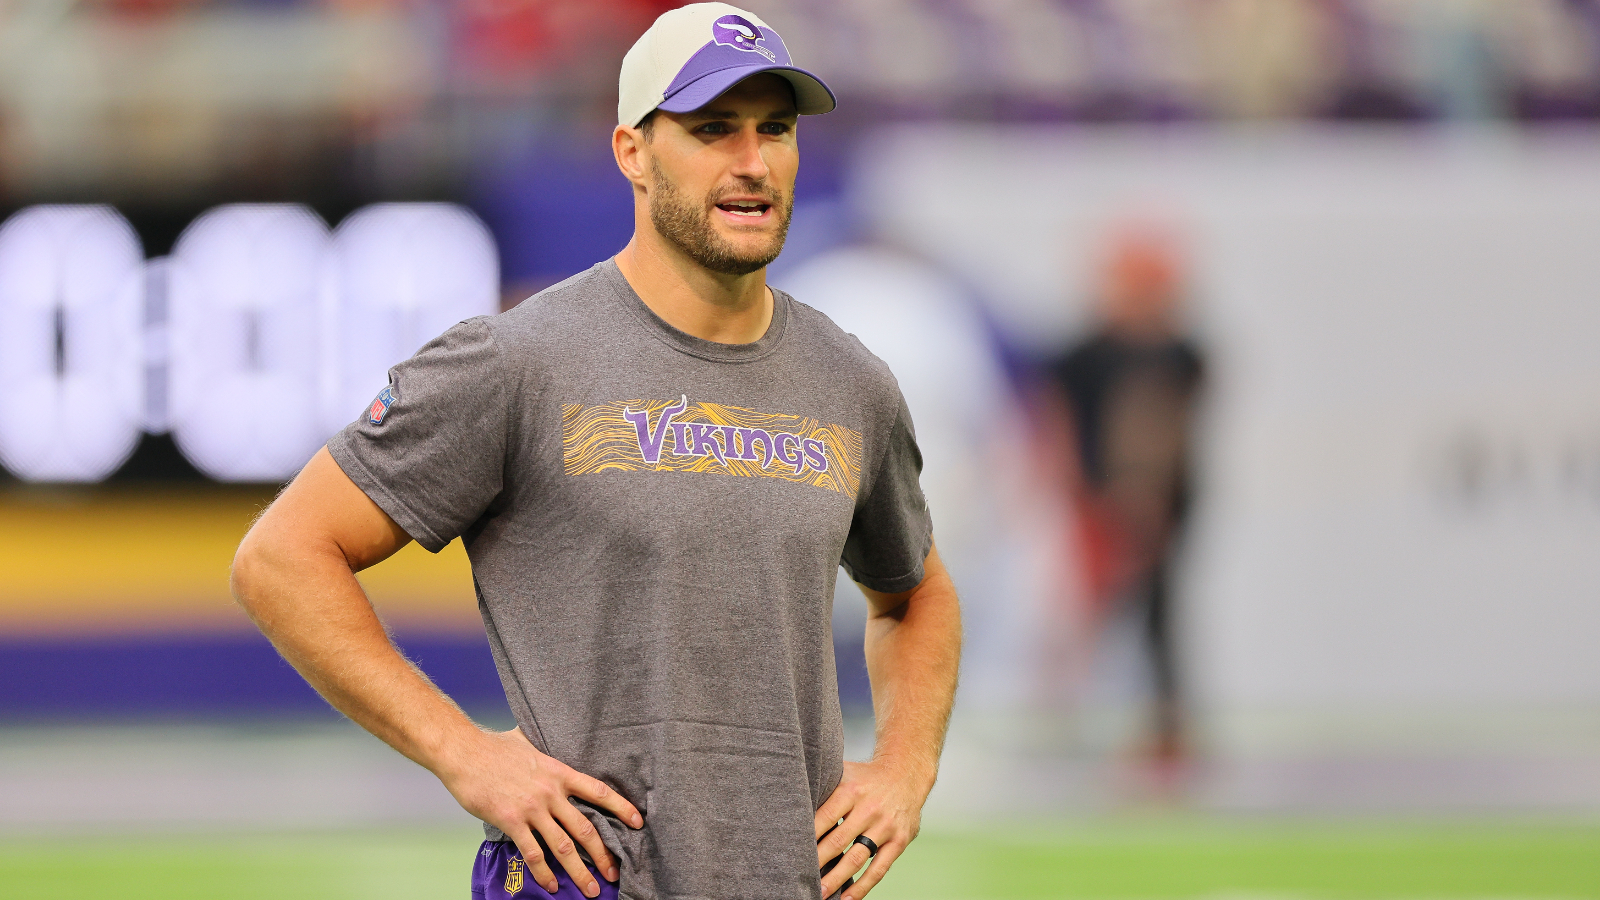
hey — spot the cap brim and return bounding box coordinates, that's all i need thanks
[656,65,836,117]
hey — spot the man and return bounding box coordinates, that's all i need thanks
[229,5,962,900]
[1047,227,1203,771]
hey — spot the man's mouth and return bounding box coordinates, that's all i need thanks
[715,199,772,219]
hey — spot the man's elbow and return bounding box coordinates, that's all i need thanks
[230,521,302,621]
[229,530,270,615]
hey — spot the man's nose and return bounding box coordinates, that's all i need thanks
[728,125,771,181]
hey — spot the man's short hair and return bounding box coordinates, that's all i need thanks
[639,110,658,143]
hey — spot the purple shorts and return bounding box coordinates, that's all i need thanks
[472,840,620,900]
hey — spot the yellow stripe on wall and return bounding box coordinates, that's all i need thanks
[0,487,479,635]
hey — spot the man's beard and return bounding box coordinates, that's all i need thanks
[649,161,791,276]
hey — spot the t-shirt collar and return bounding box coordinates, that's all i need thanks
[600,258,789,364]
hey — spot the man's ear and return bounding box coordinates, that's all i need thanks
[613,124,649,191]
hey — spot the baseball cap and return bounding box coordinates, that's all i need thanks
[618,3,836,127]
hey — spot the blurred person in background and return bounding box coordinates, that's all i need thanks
[1047,227,1204,776]
[229,5,960,900]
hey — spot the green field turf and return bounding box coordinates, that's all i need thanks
[1,820,1596,899]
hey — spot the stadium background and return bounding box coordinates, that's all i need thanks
[2,0,1599,897]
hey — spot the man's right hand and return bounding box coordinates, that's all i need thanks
[438,727,644,899]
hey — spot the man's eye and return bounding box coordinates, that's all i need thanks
[698,123,729,134]
[759,122,792,135]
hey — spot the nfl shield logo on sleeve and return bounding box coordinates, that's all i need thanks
[368,386,396,425]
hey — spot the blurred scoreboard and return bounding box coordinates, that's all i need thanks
[0,202,498,482]
[0,203,506,719]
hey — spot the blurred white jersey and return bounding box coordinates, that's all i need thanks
[781,247,1056,712]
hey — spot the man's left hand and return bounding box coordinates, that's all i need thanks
[814,759,932,900]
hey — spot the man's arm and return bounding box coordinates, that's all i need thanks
[230,448,642,898]
[814,544,962,900]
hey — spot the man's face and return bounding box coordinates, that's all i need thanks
[1101,234,1181,337]
[644,74,799,276]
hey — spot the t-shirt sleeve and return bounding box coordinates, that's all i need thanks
[325,317,510,553]
[840,393,934,594]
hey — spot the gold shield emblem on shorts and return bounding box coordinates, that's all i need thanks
[505,854,525,894]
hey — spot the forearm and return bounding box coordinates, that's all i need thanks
[861,556,962,793]
[231,537,481,778]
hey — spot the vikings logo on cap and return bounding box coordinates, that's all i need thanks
[712,14,776,62]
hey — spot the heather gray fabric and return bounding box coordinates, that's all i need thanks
[326,259,932,900]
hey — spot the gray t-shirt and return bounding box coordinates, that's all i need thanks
[327,259,932,900]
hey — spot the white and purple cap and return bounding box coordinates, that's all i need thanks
[618,3,836,127]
